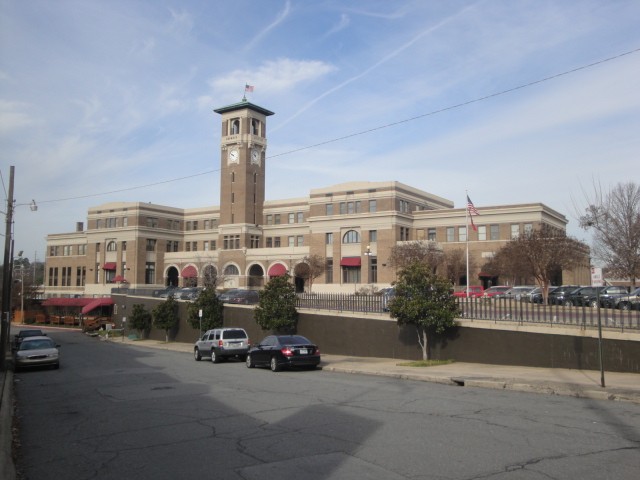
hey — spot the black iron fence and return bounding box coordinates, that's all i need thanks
[295,293,639,331]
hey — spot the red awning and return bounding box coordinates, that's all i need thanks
[268,263,287,276]
[42,298,94,307]
[112,275,128,283]
[181,265,197,278]
[102,262,117,270]
[340,257,361,267]
[81,298,114,314]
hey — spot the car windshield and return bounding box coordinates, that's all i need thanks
[20,339,55,350]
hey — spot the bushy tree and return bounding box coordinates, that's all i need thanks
[186,288,223,336]
[579,181,640,286]
[152,294,179,342]
[388,262,458,360]
[129,304,152,338]
[254,274,298,333]
[299,254,326,292]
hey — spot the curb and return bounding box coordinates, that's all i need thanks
[0,369,16,480]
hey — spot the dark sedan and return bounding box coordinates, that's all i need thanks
[246,335,321,372]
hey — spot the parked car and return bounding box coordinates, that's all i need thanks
[547,285,581,305]
[497,286,536,300]
[380,287,395,311]
[452,286,484,298]
[179,287,202,300]
[523,286,559,304]
[614,287,640,310]
[14,336,60,370]
[565,285,630,308]
[155,286,180,298]
[193,328,250,363]
[598,286,631,308]
[246,334,321,372]
[483,286,511,298]
[220,289,260,305]
[12,328,45,350]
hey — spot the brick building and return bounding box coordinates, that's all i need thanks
[44,99,590,298]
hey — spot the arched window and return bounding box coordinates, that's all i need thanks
[106,241,117,251]
[231,119,240,135]
[224,264,239,276]
[342,230,360,244]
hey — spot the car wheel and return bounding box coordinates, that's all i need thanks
[589,300,599,308]
[620,302,631,311]
[211,350,220,364]
[563,300,573,307]
[246,354,254,368]
[270,356,281,372]
[194,348,202,361]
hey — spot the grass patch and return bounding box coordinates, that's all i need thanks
[396,359,455,367]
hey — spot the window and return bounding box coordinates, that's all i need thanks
[369,230,377,243]
[369,200,377,213]
[145,262,155,284]
[490,224,500,240]
[251,118,260,135]
[250,235,260,248]
[326,233,333,245]
[146,217,158,228]
[347,202,355,214]
[63,245,71,256]
[446,227,455,242]
[78,244,86,255]
[274,214,281,225]
[326,259,333,283]
[230,118,240,135]
[511,224,520,239]
[48,267,58,286]
[288,236,295,247]
[121,241,126,251]
[186,242,191,252]
[211,240,217,250]
[342,265,361,284]
[146,239,156,252]
[204,220,210,229]
[203,241,209,251]
[400,227,410,241]
[459,226,467,242]
[369,257,378,283]
[96,243,101,252]
[478,226,487,241]
[96,219,102,229]
[122,217,128,227]
[61,267,71,287]
[106,241,117,252]
[342,230,360,244]
[340,202,346,214]
[266,214,273,225]
[326,204,333,215]
[289,213,295,224]
[297,235,304,246]
[224,264,239,276]
[76,266,86,287]
[297,212,304,223]
[107,217,117,228]
[399,200,410,213]
[266,237,273,248]
[524,223,533,235]
[166,240,174,252]
[274,237,281,247]
[428,228,436,241]
[223,235,240,249]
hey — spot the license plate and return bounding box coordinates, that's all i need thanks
[299,349,308,355]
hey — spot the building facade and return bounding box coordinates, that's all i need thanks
[44,100,590,298]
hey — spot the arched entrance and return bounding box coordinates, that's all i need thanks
[166,266,179,287]
[248,264,265,288]
[293,263,308,293]
[181,265,198,287]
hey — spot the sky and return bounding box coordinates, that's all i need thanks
[1,0,639,263]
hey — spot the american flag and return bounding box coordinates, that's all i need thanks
[244,84,254,93]
[467,195,479,231]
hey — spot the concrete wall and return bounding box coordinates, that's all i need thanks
[112,294,640,373]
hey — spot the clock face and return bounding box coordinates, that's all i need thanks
[250,148,261,165]
[228,148,239,164]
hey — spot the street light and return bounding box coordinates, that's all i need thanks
[364,245,373,286]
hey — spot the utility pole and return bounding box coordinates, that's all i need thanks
[1,166,15,371]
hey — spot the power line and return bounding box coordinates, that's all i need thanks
[35,47,640,206]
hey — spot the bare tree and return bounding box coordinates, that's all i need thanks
[578,181,640,286]
[441,248,470,286]
[493,224,589,303]
[299,254,326,292]
[387,241,443,271]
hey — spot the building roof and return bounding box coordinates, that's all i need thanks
[213,99,275,117]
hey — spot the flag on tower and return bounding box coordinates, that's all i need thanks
[244,84,254,93]
[467,195,479,231]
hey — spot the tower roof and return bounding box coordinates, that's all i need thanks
[214,99,274,117]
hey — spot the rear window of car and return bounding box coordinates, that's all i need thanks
[222,329,247,339]
[278,335,310,345]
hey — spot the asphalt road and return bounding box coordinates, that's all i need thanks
[13,330,640,480]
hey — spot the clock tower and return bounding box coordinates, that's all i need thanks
[214,99,274,251]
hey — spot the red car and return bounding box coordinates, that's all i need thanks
[483,286,512,298]
[453,286,485,298]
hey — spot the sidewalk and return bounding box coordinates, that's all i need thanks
[112,336,640,405]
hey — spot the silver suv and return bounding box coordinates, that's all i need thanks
[194,328,250,363]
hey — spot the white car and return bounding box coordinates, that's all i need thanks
[14,336,60,370]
